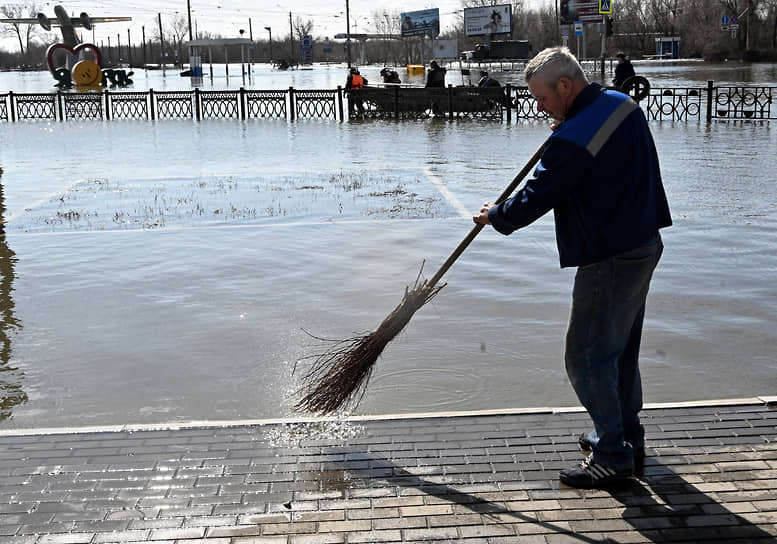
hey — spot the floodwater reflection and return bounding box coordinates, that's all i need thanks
[0,168,25,421]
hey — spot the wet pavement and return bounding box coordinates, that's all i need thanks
[1,397,776,543]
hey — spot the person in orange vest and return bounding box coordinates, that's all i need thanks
[345,67,367,89]
[345,67,368,117]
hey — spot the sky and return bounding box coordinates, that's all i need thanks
[2,0,470,53]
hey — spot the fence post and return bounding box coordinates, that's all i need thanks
[447,84,454,120]
[195,88,201,121]
[289,86,295,121]
[505,84,512,124]
[57,90,63,121]
[104,88,110,121]
[149,88,155,120]
[706,80,713,123]
[336,86,343,121]
[9,91,15,122]
[394,85,400,119]
[240,87,246,120]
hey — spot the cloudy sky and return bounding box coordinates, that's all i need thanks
[2,0,469,52]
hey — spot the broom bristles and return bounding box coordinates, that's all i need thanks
[294,274,444,415]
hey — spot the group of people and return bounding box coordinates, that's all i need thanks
[346,61,506,90]
[347,52,636,92]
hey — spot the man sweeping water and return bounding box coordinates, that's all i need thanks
[474,47,672,488]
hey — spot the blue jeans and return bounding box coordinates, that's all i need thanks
[565,235,663,470]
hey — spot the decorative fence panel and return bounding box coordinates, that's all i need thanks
[198,90,240,120]
[245,90,287,118]
[0,93,8,121]
[12,93,57,121]
[644,88,704,121]
[109,92,149,119]
[712,86,773,120]
[294,89,339,120]
[154,91,194,119]
[63,92,103,120]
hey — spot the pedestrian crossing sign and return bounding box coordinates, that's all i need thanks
[599,0,612,14]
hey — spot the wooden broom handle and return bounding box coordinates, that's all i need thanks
[427,143,545,289]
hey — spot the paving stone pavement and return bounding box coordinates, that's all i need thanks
[1,398,776,544]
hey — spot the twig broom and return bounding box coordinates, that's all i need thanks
[294,144,545,414]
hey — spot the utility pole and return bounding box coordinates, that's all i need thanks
[249,18,253,40]
[345,0,352,67]
[158,12,165,72]
[128,28,132,65]
[186,0,193,41]
[265,26,273,63]
[288,11,294,64]
[600,14,606,80]
[142,26,147,68]
[117,33,121,63]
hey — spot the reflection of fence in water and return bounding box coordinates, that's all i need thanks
[1,83,775,123]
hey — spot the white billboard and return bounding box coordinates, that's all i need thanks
[432,39,458,59]
[464,5,512,37]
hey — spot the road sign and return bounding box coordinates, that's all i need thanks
[721,24,729,31]
[721,15,729,24]
[562,28,569,36]
[599,0,612,15]
[731,16,739,24]
[574,21,583,35]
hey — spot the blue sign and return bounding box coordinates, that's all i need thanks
[721,15,730,24]
[574,21,583,35]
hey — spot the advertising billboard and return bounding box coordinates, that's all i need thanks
[464,5,512,37]
[559,0,602,24]
[400,8,440,38]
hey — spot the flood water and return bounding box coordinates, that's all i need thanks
[0,63,776,429]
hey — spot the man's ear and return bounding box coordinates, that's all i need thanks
[556,77,573,98]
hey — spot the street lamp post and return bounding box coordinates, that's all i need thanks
[265,26,272,63]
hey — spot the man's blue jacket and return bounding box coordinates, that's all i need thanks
[488,83,672,268]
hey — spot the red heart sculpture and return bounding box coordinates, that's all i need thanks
[46,42,102,74]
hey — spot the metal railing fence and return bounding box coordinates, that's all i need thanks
[1,82,774,123]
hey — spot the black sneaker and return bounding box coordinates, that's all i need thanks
[578,434,646,476]
[559,455,633,489]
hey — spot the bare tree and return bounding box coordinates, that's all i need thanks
[167,13,189,57]
[1,2,42,58]
[293,16,313,42]
[370,9,404,64]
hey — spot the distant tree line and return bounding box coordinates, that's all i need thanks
[2,0,776,70]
